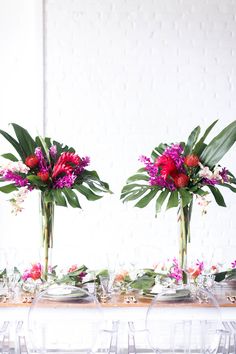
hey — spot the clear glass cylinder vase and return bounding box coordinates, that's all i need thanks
[40,192,54,280]
[178,199,192,284]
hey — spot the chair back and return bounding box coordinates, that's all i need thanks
[27,284,103,353]
[145,287,222,353]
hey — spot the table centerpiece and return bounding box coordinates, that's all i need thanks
[0,123,111,279]
[121,120,236,284]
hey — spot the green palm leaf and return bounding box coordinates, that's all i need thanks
[200,120,236,168]
[0,129,24,160]
[11,123,37,158]
[184,125,200,155]
[135,189,159,208]
[208,185,226,207]
[193,120,218,156]
[155,189,169,214]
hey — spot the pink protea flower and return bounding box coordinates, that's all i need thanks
[52,152,81,178]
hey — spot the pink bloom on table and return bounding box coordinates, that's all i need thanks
[169,258,183,282]
[22,263,42,281]
[196,260,204,271]
[231,260,236,269]
[79,272,87,278]
[115,270,129,282]
[188,260,204,279]
[211,265,219,273]
[68,264,78,273]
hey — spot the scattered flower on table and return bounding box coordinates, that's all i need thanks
[22,263,42,281]
[188,260,204,280]
[168,257,183,282]
[231,260,236,269]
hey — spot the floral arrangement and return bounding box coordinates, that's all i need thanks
[121,120,236,213]
[0,123,111,212]
[120,120,236,282]
[0,123,111,279]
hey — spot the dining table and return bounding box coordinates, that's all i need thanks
[0,283,235,353]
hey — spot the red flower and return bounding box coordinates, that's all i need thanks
[184,154,199,167]
[37,171,49,182]
[52,152,81,178]
[30,263,42,280]
[173,173,190,188]
[188,267,201,279]
[155,155,177,180]
[25,155,39,168]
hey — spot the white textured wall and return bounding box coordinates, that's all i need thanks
[0,0,43,267]
[0,0,236,272]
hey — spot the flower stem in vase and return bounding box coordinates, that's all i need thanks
[179,199,192,285]
[41,192,54,281]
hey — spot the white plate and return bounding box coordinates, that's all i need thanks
[157,289,191,302]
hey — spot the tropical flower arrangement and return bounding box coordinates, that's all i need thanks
[121,120,236,283]
[0,123,111,279]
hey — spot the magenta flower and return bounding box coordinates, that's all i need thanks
[219,168,229,183]
[35,147,48,173]
[74,156,90,175]
[231,260,236,269]
[139,155,177,190]
[49,145,57,159]
[53,173,77,189]
[163,144,185,172]
[196,259,204,272]
[2,170,30,187]
[169,257,183,282]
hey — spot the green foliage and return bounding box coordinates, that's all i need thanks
[184,125,201,155]
[200,121,236,168]
[0,184,18,193]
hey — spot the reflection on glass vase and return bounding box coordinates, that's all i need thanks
[40,191,54,281]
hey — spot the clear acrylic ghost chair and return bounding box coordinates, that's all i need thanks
[26,284,113,354]
[145,287,223,354]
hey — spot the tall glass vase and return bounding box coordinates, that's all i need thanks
[178,199,192,285]
[40,192,54,281]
